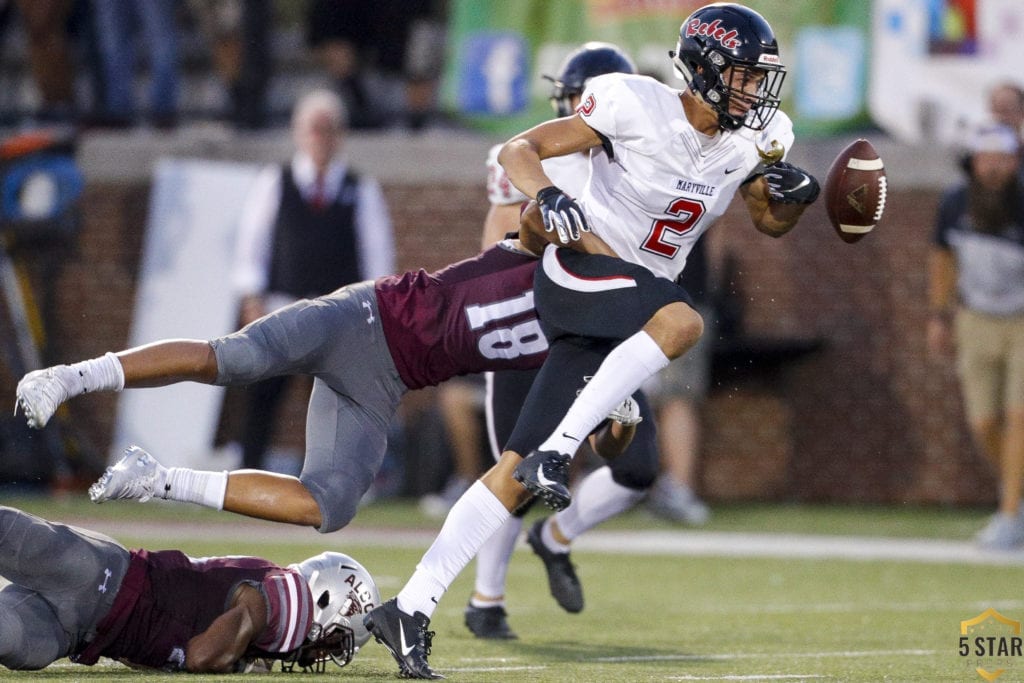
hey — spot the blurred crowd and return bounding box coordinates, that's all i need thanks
[0,0,448,132]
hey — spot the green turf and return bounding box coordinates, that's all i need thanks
[1,496,1017,681]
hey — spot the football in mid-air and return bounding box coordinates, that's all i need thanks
[823,138,888,243]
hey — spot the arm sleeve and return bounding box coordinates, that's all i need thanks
[251,569,314,654]
[231,165,282,297]
[355,176,397,279]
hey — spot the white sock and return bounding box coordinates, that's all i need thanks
[540,517,570,554]
[397,481,510,619]
[472,515,523,600]
[555,467,644,540]
[539,331,669,456]
[161,468,228,509]
[66,352,125,396]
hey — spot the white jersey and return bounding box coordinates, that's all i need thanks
[486,143,589,206]
[576,73,795,282]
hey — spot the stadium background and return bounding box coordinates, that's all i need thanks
[0,0,1015,507]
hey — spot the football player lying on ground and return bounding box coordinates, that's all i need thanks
[14,219,633,534]
[0,504,378,673]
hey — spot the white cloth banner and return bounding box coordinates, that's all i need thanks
[111,158,259,468]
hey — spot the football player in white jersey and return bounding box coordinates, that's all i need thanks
[365,6,820,678]
[465,43,658,641]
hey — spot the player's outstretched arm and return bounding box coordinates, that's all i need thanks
[186,583,267,672]
[741,162,820,238]
[588,394,642,459]
[519,200,618,258]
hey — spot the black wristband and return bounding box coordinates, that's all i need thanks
[535,185,563,202]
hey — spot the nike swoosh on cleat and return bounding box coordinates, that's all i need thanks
[561,432,579,442]
[399,623,415,657]
[537,464,557,488]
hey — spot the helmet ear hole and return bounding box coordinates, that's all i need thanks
[317,590,330,609]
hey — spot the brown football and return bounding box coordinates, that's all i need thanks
[824,138,888,243]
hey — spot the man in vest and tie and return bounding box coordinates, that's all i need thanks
[231,89,396,471]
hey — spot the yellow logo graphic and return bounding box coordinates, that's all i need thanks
[960,608,1023,681]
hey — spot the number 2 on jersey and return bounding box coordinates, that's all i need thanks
[641,197,706,259]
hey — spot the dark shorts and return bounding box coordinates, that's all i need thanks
[534,246,693,343]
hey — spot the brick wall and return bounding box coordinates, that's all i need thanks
[0,181,994,505]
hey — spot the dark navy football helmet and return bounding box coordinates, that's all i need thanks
[669,3,786,131]
[545,42,637,117]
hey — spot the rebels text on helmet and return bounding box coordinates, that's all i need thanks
[685,18,741,49]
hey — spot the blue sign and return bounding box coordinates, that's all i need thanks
[457,32,530,115]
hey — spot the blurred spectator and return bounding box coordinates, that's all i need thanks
[418,378,484,518]
[928,123,1024,550]
[187,0,270,129]
[13,0,76,123]
[231,89,395,471]
[989,81,1024,137]
[642,237,712,525]
[91,0,179,128]
[305,0,445,130]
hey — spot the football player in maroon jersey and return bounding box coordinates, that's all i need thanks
[0,505,378,673]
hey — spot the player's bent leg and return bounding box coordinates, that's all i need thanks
[118,339,219,387]
[0,587,69,670]
[224,472,323,527]
[642,301,704,360]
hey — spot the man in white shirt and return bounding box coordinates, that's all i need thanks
[231,89,395,470]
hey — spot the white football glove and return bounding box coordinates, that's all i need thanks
[607,394,643,426]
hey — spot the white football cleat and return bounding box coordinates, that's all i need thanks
[15,366,79,429]
[89,445,167,504]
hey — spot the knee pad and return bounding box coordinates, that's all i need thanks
[301,468,368,533]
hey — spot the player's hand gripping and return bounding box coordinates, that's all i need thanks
[536,185,591,243]
[607,394,643,426]
[763,162,820,205]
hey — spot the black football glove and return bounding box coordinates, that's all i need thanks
[536,185,591,243]
[762,162,820,205]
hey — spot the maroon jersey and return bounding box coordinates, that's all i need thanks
[375,242,548,389]
[74,549,313,671]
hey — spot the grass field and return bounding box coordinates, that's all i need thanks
[2,495,1022,681]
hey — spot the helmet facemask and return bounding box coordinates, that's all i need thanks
[669,3,787,132]
[672,41,785,131]
[281,622,357,673]
[280,552,380,674]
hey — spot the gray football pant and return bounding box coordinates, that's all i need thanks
[211,281,407,532]
[0,506,129,669]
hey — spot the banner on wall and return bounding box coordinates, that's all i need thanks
[112,159,258,469]
[442,0,872,139]
[870,0,1024,144]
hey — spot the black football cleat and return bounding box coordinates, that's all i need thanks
[513,450,572,511]
[464,603,518,640]
[364,598,444,679]
[526,519,584,613]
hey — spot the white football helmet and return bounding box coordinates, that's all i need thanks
[284,552,380,672]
